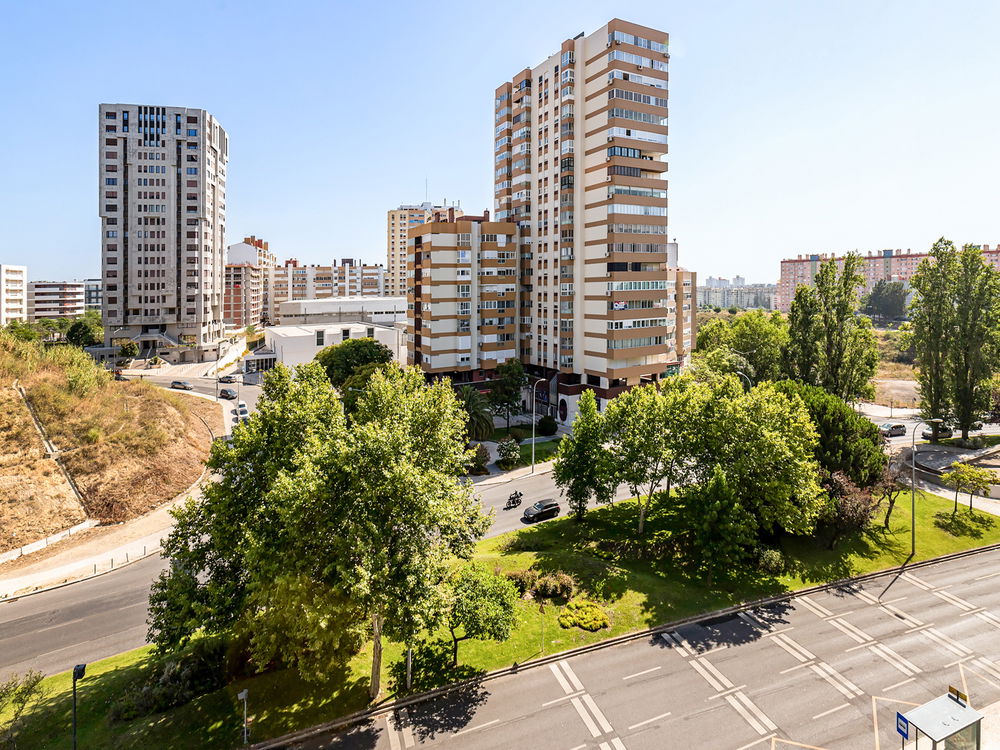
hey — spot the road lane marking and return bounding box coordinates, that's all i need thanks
[559,660,586,692]
[708,685,748,700]
[697,657,734,688]
[901,572,934,591]
[610,740,627,750]
[920,627,972,658]
[854,589,879,605]
[975,610,1000,630]
[386,715,401,750]
[883,604,922,628]
[812,702,850,719]
[828,617,871,644]
[582,693,614,733]
[543,691,583,706]
[661,630,693,656]
[622,666,661,680]
[797,595,833,618]
[733,735,776,750]
[734,690,777,731]
[398,708,414,748]
[689,659,725,691]
[725,694,767,734]
[627,711,671,730]
[934,589,975,611]
[549,662,573,694]
[780,661,814,674]
[975,571,1000,581]
[737,610,767,629]
[571,696,601,737]
[568,746,586,750]
[454,718,499,736]
[868,643,920,676]
[772,633,815,662]
[810,662,862,699]
[882,677,915,692]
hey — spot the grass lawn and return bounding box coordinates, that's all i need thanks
[937,435,1000,449]
[489,423,533,442]
[512,438,561,467]
[7,489,999,749]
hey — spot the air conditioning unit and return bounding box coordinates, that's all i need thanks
[607,136,614,142]
[615,39,621,45]
[637,65,644,70]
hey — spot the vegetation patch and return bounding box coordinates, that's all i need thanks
[558,600,610,631]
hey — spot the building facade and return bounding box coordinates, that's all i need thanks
[386,202,462,297]
[0,265,27,326]
[776,244,1000,312]
[408,19,694,422]
[99,103,228,362]
[264,258,385,323]
[697,283,776,310]
[27,281,87,321]
[83,279,102,311]
[223,263,264,328]
[276,296,407,325]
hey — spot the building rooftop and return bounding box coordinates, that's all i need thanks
[267,322,394,339]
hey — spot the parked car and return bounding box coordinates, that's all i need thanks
[922,426,954,440]
[114,372,128,381]
[522,499,560,523]
[218,374,237,384]
[170,380,194,391]
[879,423,907,437]
[237,406,250,418]
[219,388,237,400]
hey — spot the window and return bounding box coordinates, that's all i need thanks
[105,178,117,185]
[366,327,374,338]
[187,129,198,136]
[341,328,350,341]
[186,167,198,175]
[105,112,117,119]
[316,330,325,346]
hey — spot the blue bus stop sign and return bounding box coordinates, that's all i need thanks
[897,712,909,739]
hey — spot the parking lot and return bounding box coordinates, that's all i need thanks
[298,547,1000,750]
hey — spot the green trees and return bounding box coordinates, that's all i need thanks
[118,340,139,359]
[695,310,788,383]
[553,390,614,521]
[341,362,391,416]
[911,240,1000,440]
[784,286,823,385]
[66,318,102,347]
[942,462,996,514]
[862,280,907,323]
[447,564,517,665]
[489,358,526,430]
[0,671,46,748]
[678,466,754,586]
[314,337,393,387]
[456,385,494,442]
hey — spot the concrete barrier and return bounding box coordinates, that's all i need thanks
[0,519,100,565]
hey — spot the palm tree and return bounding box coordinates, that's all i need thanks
[457,385,493,442]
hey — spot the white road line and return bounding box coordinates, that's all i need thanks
[771,634,808,662]
[829,617,871,644]
[582,693,614,734]
[737,610,766,629]
[733,735,777,750]
[599,743,611,750]
[778,633,816,661]
[542,691,583,706]
[973,658,1000,682]
[559,660,586,692]
[798,595,833,618]
[869,644,919,676]
[935,590,975,611]
[697,657,735,689]
[549,662,573,694]
[689,658,725,691]
[734,690,778,731]
[398,708,415,749]
[454,718,499,736]
[571,696,601,737]
[975,571,1000,581]
[920,627,972,658]
[568,746,587,750]
[901,572,934,591]
[726,694,767,734]
[883,677,916,692]
[975,611,1000,630]
[708,685,748,700]
[610,739,627,750]
[854,589,879,605]
[386,715,401,750]
[780,661,814,674]
[662,630,693,657]
[628,711,672,730]
[884,604,923,628]
[622,666,661,680]
[812,702,850,719]
[812,662,862,699]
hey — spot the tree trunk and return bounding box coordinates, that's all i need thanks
[883,497,896,528]
[954,487,959,515]
[369,611,383,701]
[638,496,647,535]
[450,626,463,666]
[970,489,975,512]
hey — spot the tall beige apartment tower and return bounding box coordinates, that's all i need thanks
[386,202,462,297]
[99,104,228,362]
[492,19,694,421]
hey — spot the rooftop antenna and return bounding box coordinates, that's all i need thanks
[424,178,428,202]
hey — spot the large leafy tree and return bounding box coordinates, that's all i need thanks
[447,564,517,665]
[910,240,957,439]
[783,285,823,385]
[949,244,1000,439]
[862,280,907,323]
[341,362,392,416]
[488,357,526,431]
[66,317,103,347]
[771,380,887,487]
[315,337,393,388]
[553,389,615,520]
[695,310,788,383]
[456,385,494,442]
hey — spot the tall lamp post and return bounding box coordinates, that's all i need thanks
[529,377,548,474]
[237,688,249,745]
[911,418,943,556]
[72,663,86,750]
[734,371,753,389]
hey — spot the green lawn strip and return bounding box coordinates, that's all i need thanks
[8,490,998,748]
[937,435,1000,449]
[512,437,560,468]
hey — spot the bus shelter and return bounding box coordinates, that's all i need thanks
[900,693,983,749]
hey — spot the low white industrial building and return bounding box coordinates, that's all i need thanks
[243,321,405,377]
[275,296,406,325]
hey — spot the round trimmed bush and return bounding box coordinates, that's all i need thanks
[535,572,575,600]
[509,428,527,443]
[757,547,786,576]
[497,437,520,469]
[558,600,610,632]
[537,415,558,436]
[505,568,538,596]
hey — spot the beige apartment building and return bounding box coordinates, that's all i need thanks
[27,280,86,321]
[776,244,1000,312]
[407,20,695,423]
[386,202,461,297]
[225,236,275,327]
[265,258,385,323]
[99,104,228,362]
[0,265,28,326]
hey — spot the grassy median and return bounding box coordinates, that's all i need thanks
[6,488,998,749]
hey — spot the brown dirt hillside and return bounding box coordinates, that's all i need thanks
[0,334,222,547]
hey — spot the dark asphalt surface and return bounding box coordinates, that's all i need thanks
[295,547,1000,750]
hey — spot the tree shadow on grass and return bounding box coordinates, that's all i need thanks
[386,639,488,742]
[934,510,996,539]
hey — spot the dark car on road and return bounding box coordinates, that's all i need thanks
[218,374,237,384]
[170,380,194,391]
[922,426,954,440]
[523,499,560,523]
[219,388,237,400]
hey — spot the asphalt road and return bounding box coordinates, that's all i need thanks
[0,470,601,679]
[296,546,1000,750]
[143,373,262,433]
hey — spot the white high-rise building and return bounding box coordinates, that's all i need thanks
[0,265,27,326]
[99,104,228,362]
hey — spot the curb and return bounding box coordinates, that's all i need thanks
[249,540,1000,749]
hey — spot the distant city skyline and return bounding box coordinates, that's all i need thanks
[2,0,999,282]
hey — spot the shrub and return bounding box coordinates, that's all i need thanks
[496,437,520,469]
[109,637,227,721]
[537,415,558,436]
[534,572,574,600]
[505,568,538,596]
[83,426,103,444]
[468,443,491,475]
[558,600,610,632]
[757,547,786,576]
[509,428,527,443]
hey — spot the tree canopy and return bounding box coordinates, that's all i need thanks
[315,337,393,388]
[862,280,907,323]
[695,310,788,383]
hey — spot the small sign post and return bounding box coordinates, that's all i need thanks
[948,685,968,706]
[896,711,909,741]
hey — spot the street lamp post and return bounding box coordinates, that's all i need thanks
[530,377,547,474]
[237,688,249,745]
[734,371,752,389]
[911,418,943,556]
[72,663,86,750]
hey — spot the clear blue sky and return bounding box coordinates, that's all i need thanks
[3,0,998,284]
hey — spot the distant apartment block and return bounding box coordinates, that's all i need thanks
[0,265,27,326]
[697,283,776,310]
[27,280,86,321]
[386,202,462,297]
[99,103,228,362]
[83,278,102,311]
[224,237,274,328]
[776,245,1000,312]
[265,258,385,324]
